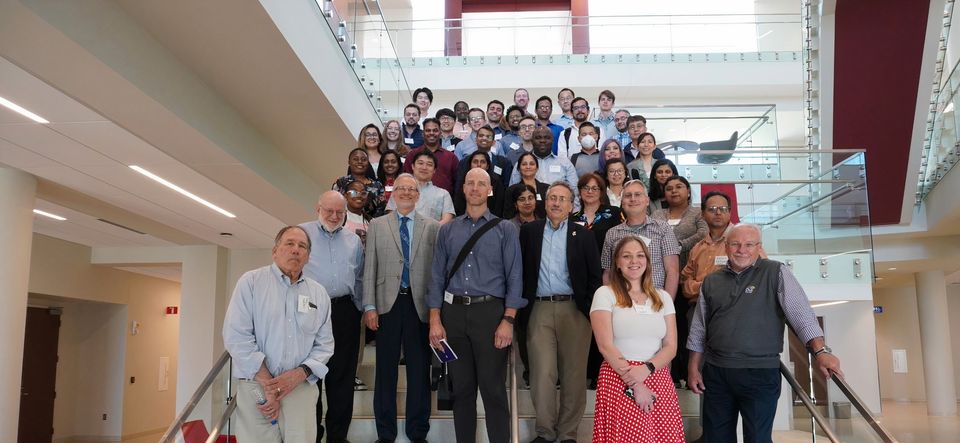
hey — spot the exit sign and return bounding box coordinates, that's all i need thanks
[165,306,179,315]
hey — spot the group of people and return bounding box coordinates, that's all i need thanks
[222,87,843,443]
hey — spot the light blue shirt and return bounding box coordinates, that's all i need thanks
[223,263,334,383]
[555,115,575,130]
[299,220,365,310]
[498,132,522,153]
[592,113,618,141]
[387,181,455,221]
[510,153,580,210]
[537,220,574,297]
[613,130,631,149]
[454,132,505,160]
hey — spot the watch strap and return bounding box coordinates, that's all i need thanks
[299,364,313,377]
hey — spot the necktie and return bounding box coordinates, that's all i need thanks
[400,216,410,289]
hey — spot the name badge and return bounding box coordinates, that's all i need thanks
[444,291,454,304]
[714,256,729,266]
[494,133,502,141]
[446,145,455,151]
[487,189,494,197]
[385,185,394,192]
[404,137,415,145]
[549,165,561,173]
[493,165,503,175]
[575,221,586,226]
[536,193,543,201]
[510,142,520,150]
[298,295,311,313]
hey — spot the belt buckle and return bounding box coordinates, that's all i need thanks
[462,296,472,306]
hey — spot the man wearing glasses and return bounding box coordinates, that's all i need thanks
[363,174,440,443]
[687,223,843,442]
[557,97,604,159]
[404,118,460,195]
[435,108,463,149]
[533,96,563,155]
[506,115,538,165]
[509,128,579,208]
[454,108,501,161]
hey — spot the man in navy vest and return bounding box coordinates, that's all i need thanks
[687,224,842,443]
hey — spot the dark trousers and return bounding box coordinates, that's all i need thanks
[441,299,510,443]
[374,290,431,441]
[671,296,690,383]
[701,363,781,443]
[316,296,361,443]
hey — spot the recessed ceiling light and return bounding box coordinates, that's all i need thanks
[887,267,897,271]
[33,209,66,221]
[0,96,50,124]
[129,165,236,218]
[811,301,849,308]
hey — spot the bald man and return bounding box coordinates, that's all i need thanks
[300,191,364,443]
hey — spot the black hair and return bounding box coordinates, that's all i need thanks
[648,159,679,205]
[413,87,433,103]
[701,190,732,208]
[435,108,456,120]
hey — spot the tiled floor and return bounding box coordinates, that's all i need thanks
[774,400,960,443]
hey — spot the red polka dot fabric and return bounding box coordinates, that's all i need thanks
[592,361,686,442]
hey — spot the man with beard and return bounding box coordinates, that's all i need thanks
[510,128,578,208]
[557,97,603,159]
[401,103,424,147]
[403,118,459,195]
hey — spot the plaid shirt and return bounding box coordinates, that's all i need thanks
[600,218,680,290]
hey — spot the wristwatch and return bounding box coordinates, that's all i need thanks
[644,361,656,373]
[299,364,313,377]
[501,315,516,325]
[812,345,832,357]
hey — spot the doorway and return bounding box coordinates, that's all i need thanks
[18,307,61,443]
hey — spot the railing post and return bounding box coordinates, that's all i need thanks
[510,344,519,443]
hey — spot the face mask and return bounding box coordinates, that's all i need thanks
[580,135,597,149]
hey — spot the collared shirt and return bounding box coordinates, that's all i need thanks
[402,145,460,195]
[680,227,767,302]
[363,210,417,312]
[505,143,534,165]
[537,121,564,155]
[453,121,472,140]
[223,263,334,383]
[557,124,605,159]
[613,130,631,149]
[592,113,618,141]
[498,131,523,154]
[454,133,505,161]
[386,181,455,221]
[299,220,365,309]
[509,153,579,195]
[687,261,824,353]
[600,218,681,289]
[427,210,526,309]
[555,114,575,130]
[537,220,574,297]
[441,134,462,150]
[403,125,424,147]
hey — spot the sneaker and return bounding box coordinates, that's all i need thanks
[354,377,368,391]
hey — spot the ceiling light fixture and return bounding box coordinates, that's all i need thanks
[0,96,50,124]
[887,267,897,271]
[810,301,849,308]
[129,165,236,218]
[33,209,66,221]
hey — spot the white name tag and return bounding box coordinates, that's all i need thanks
[575,221,586,226]
[549,165,561,173]
[444,291,454,304]
[487,189,494,197]
[536,193,543,201]
[495,133,502,140]
[298,295,311,313]
[493,165,503,175]
[404,137,415,145]
[446,145,455,151]
[714,256,729,266]
[385,185,394,192]
[510,142,520,150]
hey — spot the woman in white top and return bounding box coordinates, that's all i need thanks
[590,235,685,443]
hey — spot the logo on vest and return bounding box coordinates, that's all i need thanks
[745,285,756,294]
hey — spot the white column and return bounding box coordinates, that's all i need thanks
[0,167,37,442]
[915,270,958,416]
[176,246,228,416]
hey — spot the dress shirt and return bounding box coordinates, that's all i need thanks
[386,181,455,221]
[498,132,523,154]
[536,220,574,297]
[680,227,767,302]
[555,114,575,130]
[223,263,334,382]
[600,218,681,289]
[505,143,534,165]
[454,133,505,160]
[613,130,631,149]
[402,145,459,195]
[427,210,526,309]
[687,261,824,353]
[453,121,472,140]
[403,125,424,147]
[592,113,618,142]
[299,220,365,309]
[441,134,462,150]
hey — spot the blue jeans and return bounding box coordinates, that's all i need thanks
[701,363,781,443]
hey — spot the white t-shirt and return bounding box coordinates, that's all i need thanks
[590,286,675,361]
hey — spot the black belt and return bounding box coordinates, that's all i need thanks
[399,287,411,295]
[330,295,353,304]
[537,294,573,302]
[449,295,499,305]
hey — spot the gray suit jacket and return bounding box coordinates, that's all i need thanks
[362,210,439,322]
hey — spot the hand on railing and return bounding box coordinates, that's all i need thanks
[814,351,844,379]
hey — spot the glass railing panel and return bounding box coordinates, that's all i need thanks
[159,353,235,443]
[379,13,801,58]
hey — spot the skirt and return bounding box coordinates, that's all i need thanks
[592,360,686,443]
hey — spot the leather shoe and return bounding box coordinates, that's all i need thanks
[529,437,554,443]
[374,440,394,443]
[560,440,577,443]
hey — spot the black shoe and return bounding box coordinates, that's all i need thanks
[529,437,554,443]
[560,440,577,443]
[374,440,394,443]
[587,378,597,390]
[410,440,428,443]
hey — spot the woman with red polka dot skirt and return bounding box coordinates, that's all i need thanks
[590,235,685,443]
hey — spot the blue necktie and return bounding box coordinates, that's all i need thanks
[400,216,410,289]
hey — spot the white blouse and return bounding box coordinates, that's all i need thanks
[590,286,675,361]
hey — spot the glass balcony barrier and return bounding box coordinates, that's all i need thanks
[314,0,412,121]
[159,351,236,443]
[367,13,800,60]
[920,49,960,201]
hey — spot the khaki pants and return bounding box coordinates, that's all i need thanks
[527,299,592,441]
[236,379,319,443]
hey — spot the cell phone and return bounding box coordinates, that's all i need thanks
[431,338,458,363]
[624,386,635,400]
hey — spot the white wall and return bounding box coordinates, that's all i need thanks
[815,300,882,414]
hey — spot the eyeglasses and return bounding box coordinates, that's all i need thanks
[469,116,485,122]
[547,195,570,203]
[572,104,589,111]
[363,133,379,138]
[608,169,625,176]
[438,116,454,122]
[622,192,646,200]
[580,186,601,192]
[345,190,369,198]
[393,186,418,194]
[706,205,731,214]
[519,124,536,131]
[727,241,761,249]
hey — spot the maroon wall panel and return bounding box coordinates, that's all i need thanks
[833,0,930,225]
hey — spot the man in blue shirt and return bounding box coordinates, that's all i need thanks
[591,89,618,140]
[518,182,602,443]
[224,226,334,443]
[428,167,526,443]
[534,96,563,155]
[299,191,365,443]
[555,88,576,129]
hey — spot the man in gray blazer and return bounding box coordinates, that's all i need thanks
[363,173,440,443]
